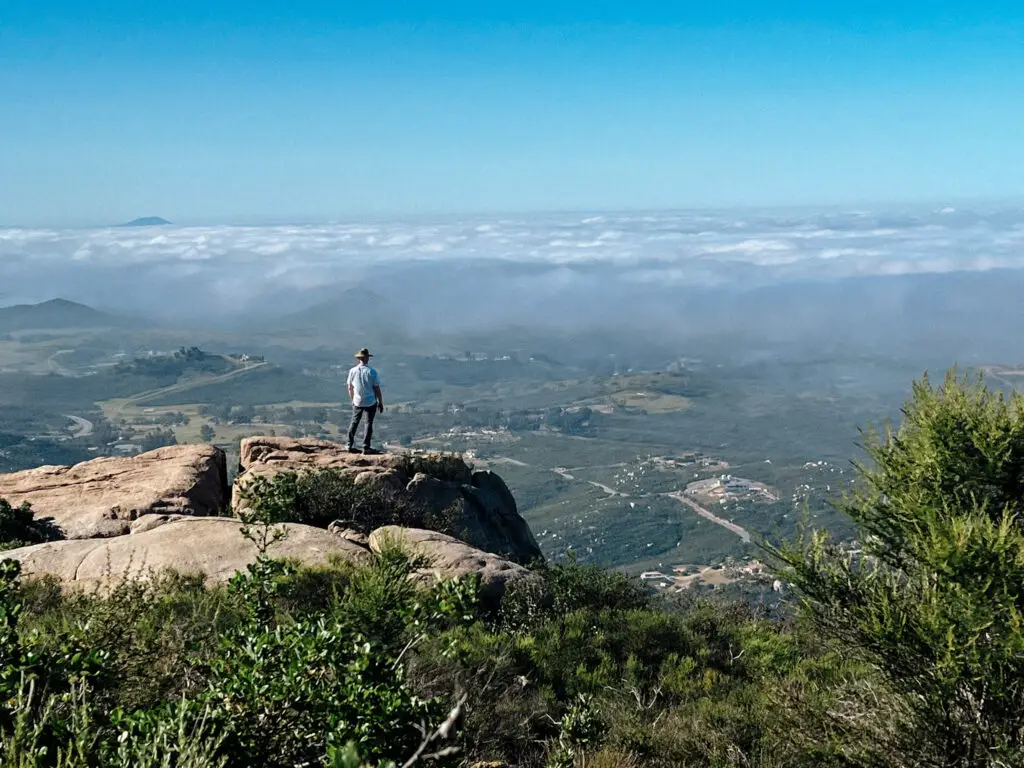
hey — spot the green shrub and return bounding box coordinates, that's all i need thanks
[0,499,61,551]
[2,547,472,768]
[0,559,114,765]
[271,558,354,617]
[103,697,226,768]
[202,618,444,767]
[0,680,96,768]
[498,553,649,632]
[549,693,605,766]
[0,559,26,718]
[394,452,472,483]
[196,527,471,768]
[2,491,475,768]
[1,547,888,768]
[238,469,458,535]
[774,370,1024,767]
[23,570,239,714]
[407,559,862,768]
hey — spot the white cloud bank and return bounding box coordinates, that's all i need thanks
[1,206,1022,322]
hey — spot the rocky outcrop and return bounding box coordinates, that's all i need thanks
[404,470,542,566]
[234,437,542,564]
[1,515,536,603]
[233,437,409,509]
[0,446,229,540]
[369,526,539,606]
[1,517,368,589]
[0,437,545,599]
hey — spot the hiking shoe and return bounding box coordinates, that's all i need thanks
[362,447,380,455]
[346,445,358,453]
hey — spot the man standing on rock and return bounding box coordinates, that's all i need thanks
[347,348,384,454]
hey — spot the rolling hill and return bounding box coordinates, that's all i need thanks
[0,299,126,333]
[274,288,404,331]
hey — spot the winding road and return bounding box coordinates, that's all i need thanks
[492,457,630,498]
[64,414,94,438]
[492,454,751,541]
[981,365,1024,391]
[110,361,270,416]
[47,350,75,376]
[665,491,752,543]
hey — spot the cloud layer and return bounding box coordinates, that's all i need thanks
[2,206,1023,324]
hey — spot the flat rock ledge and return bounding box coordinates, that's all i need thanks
[0,445,229,540]
[0,516,368,590]
[1,516,540,608]
[0,437,546,604]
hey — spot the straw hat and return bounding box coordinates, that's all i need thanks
[354,348,373,359]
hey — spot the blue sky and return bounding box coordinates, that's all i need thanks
[2,1,1023,225]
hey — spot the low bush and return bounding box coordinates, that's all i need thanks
[498,552,650,633]
[394,452,472,483]
[0,538,907,768]
[237,468,459,535]
[0,499,61,551]
[0,530,475,767]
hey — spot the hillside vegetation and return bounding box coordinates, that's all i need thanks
[0,348,241,412]
[2,370,1024,766]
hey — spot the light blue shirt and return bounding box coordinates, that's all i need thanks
[347,363,380,407]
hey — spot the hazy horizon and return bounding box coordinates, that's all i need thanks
[8,196,1024,230]
[2,203,1023,368]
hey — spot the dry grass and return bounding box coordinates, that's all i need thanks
[578,749,642,768]
[98,400,347,445]
[607,392,692,413]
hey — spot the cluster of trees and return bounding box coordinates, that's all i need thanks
[175,346,208,361]
[1,370,1024,765]
[137,428,177,452]
[132,411,190,427]
[198,403,338,427]
[272,405,333,424]
[543,406,596,435]
[199,403,258,424]
[114,348,231,380]
[0,433,90,474]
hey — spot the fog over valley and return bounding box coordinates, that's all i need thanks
[3,204,1024,363]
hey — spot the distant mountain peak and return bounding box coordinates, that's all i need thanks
[2,298,96,312]
[117,216,171,227]
[38,298,91,309]
[0,298,119,332]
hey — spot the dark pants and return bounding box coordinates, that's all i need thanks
[347,405,377,449]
